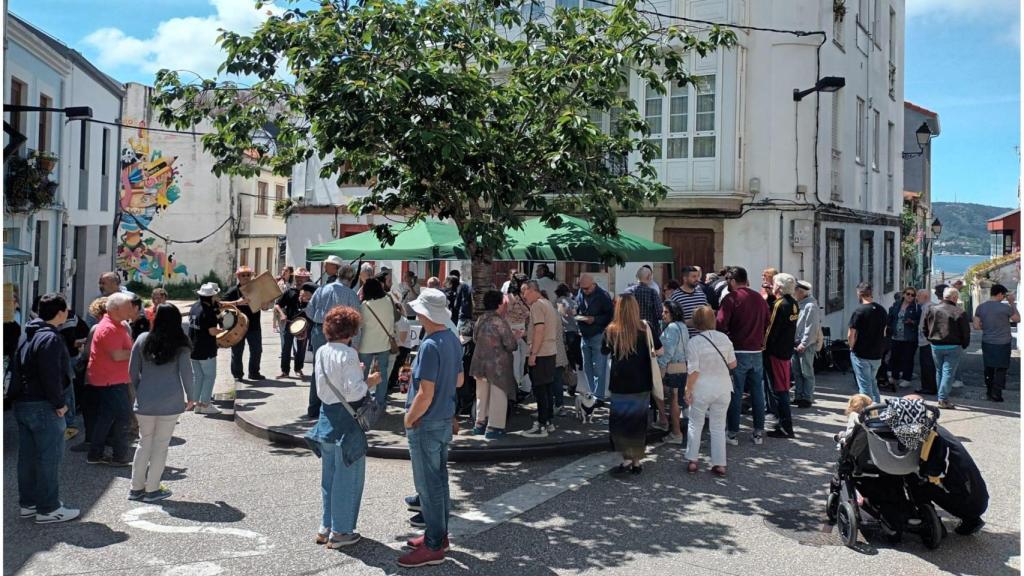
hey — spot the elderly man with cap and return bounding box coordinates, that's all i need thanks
[305,264,361,418]
[398,288,464,568]
[792,280,820,408]
[189,283,226,414]
[221,266,266,382]
[275,268,315,379]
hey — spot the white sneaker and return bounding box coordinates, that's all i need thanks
[19,506,36,519]
[667,432,684,443]
[752,433,764,446]
[35,505,80,524]
[522,423,549,438]
[199,404,222,415]
[545,424,556,433]
[726,434,739,446]
[952,380,964,389]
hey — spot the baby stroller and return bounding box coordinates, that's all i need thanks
[826,402,943,549]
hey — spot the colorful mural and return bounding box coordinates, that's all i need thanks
[116,120,189,282]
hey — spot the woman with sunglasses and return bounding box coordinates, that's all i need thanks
[886,287,922,390]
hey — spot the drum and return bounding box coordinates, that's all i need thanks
[240,271,284,311]
[288,316,310,341]
[217,304,249,348]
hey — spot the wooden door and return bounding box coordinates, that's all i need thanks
[663,228,715,283]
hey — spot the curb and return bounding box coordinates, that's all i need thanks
[235,404,667,462]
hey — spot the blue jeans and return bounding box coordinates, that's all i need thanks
[581,333,608,399]
[230,325,263,379]
[932,346,963,402]
[280,321,307,375]
[407,420,453,551]
[360,351,391,411]
[320,440,366,534]
[15,400,66,514]
[850,353,881,403]
[792,347,816,402]
[727,352,765,435]
[87,384,132,461]
[191,358,217,404]
[309,325,327,417]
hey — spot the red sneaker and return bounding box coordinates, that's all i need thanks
[397,545,446,568]
[406,534,450,551]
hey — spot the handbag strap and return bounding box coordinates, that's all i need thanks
[643,321,656,357]
[315,358,366,420]
[365,300,395,339]
[697,332,731,372]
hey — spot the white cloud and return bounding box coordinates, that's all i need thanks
[83,0,281,80]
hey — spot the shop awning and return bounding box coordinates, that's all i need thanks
[3,244,31,267]
[305,220,469,262]
[495,215,674,263]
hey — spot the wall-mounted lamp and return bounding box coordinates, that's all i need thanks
[902,122,935,159]
[793,76,846,101]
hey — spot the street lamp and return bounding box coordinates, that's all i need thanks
[902,122,934,159]
[793,76,846,101]
[3,105,93,160]
[930,217,942,238]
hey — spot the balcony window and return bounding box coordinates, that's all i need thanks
[643,75,717,160]
[257,181,269,215]
[826,228,845,313]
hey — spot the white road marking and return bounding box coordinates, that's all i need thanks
[162,561,224,576]
[122,506,272,554]
[448,448,654,538]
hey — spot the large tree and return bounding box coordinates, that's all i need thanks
[153,0,735,298]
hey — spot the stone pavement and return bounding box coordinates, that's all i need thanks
[2,302,1019,575]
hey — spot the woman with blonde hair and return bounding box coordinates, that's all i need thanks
[684,305,737,476]
[602,294,662,475]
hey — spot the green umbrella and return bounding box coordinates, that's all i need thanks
[496,215,674,263]
[305,220,469,261]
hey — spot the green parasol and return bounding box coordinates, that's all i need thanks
[305,220,469,261]
[495,215,674,263]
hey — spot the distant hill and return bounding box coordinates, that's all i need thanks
[932,202,1016,255]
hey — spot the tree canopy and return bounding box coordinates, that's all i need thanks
[153,0,735,292]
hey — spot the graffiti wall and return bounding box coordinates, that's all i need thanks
[116,120,189,282]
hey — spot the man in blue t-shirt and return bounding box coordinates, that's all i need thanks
[399,288,463,568]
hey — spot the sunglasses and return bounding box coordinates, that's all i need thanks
[904,292,915,297]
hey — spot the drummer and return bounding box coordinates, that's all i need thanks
[221,266,266,382]
[322,255,343,285]
[189,283,226,415]
[306,264,361,419]
[275,269,315,379]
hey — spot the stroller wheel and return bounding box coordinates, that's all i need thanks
[919,504,944,550]
[826,492,839,523]
[838,502,859,548]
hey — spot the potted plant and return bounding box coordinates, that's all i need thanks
[30,150,59,173]
[4,155,58,213]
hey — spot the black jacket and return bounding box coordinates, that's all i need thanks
[764,294,799,359]
[9,319,72,408]
[922,301,971,348]
[917,426,989,519]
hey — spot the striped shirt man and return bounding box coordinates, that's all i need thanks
[670,286,708,337]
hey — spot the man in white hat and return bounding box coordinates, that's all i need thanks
[305,264,361,418]
[398,288,463,568]
[189,283,225,414]
[221,266,266,382]
[792,280,820,408]
[322,255,344,285]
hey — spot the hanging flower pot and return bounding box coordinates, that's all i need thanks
[30,150,59,173]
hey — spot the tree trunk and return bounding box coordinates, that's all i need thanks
[467,240,494,319]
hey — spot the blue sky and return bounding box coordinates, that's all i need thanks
[10,0,1021,209]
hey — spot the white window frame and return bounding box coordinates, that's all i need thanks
[888,6,896,62]
[855,97,865,165]
[872,0,882,46]
[643,74,717,161]
[833,5,845,47]
[857,0,870,30]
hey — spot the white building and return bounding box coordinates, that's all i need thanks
[291,0,905,334]
[4,13,123,316]
[236,164,288,277]
[118,82,236,286]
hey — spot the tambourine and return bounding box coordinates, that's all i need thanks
[217,304,249,348]
[287,316,310,341]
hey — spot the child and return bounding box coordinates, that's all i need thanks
[835,394,873,446]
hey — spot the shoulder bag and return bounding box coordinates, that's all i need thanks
[318,363,384,432]
[643,321,664,401]
[698,332,734,376]
[366,301,400,354]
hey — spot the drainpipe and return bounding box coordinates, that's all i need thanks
[779,212,784,271]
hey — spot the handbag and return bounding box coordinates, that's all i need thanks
[318,368,384,432]
[643,321,664,401]
[366,301,400,354]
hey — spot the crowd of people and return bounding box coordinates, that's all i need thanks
[5,255,1012,566]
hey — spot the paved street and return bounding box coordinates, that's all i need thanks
[3,309,1020,576]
